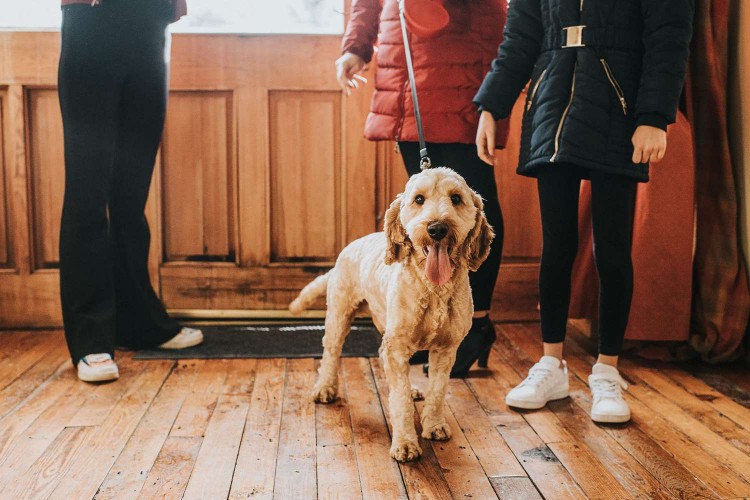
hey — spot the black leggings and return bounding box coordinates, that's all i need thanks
[398,142,504,311]
[58,0,179,364]
[537,165,637,356]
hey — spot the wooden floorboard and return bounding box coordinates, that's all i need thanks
[1,328,750,499]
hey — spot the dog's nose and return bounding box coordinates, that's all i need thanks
[427,222,449,241]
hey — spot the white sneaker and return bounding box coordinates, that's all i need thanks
[77,353,119,383]
[589,363,631,423]
[158,327,204,349]
[505,355,570,409]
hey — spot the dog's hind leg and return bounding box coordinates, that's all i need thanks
[312,276,359,404]
[420,348,456,441]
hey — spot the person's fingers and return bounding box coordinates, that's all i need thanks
[486,128,496,156]
[656,145,666,162]
[632,145,642,164]
[348,79,359,88]
[336,64,349,92]
[353,74,368,83]
[477,132,494,165]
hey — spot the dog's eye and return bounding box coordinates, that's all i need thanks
[414,195,425,205]
[451,194,462,206]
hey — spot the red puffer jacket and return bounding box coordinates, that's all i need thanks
[343,0,509,146]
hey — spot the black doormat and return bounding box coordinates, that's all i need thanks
[133,322,382,360]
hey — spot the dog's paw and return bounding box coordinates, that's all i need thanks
[390,440,422,462]
[421,421,452,441]
[311,384,338,403]
[411,386,424,401]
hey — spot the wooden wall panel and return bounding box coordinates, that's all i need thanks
[0,90,9,266]
[28,88,65,269]
[495,95,542,259]
[269,90,341,262]
[162,91,235,262]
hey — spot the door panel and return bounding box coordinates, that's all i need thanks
[269,90,341,262]
[162,91,235,262]
[27,89,66,270]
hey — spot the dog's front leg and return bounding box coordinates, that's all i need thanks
[421,347,456,441]
[381,336,422,462]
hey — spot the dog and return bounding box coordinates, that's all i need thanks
[289,167,493,462]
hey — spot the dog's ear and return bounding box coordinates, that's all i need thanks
[462,191,494,272]
[384,193,411,264]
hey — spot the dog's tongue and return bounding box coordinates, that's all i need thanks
[425,243,453,286]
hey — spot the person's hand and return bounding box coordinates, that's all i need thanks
[631,125,667,164]
[476,110,497,165]
[335,52,368,96]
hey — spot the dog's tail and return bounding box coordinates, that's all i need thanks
[289,272,330,315]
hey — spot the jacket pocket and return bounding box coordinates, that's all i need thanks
[600,59,628,116]
[526,68,548,112]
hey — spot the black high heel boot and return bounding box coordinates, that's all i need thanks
[423,316,497,378]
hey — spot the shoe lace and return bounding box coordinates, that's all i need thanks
[521,361,564,388]
[590,375,627,399]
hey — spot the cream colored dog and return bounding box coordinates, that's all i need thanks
[289,167,493,462]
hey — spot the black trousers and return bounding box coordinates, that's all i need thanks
[398,142,504,311]
[58,0,179,364]
[536,165,637,356]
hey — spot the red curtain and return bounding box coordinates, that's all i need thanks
[684,0,750,362]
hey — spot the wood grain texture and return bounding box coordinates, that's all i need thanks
[229,358,285,499]
[46,360,174,500]
[273,358,318,499]
[342,358,407,499]
[269,91,341,262]
[162,91,235,262]
[138,436,202,500]
[369,358,455,500]
[27,88,65,269]
[96,360,201,500]
[2,329,750,498]
[0,90,8,266]
[6,426,93,500]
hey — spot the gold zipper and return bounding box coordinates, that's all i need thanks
[600,59,628,116]
[550,63,576,163]
[526,69,548,112]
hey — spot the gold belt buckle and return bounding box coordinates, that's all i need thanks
[562,25,586,48]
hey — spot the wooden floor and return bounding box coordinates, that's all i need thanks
[1,324,749,499]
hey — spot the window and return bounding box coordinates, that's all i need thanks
[0,0,345,34]
[173,0,344,34]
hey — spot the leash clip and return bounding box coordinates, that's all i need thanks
[419,156,432,170]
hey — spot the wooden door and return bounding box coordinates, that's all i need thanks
[157,34,377,315]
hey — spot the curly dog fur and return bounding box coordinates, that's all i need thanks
[290,167,493,462]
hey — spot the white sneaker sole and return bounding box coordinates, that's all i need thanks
[591,411,631,424]
[77,367,119,383]
[505,388,570,410]
[159,330,204,350]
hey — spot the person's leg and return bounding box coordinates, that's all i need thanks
[504,165,580,409]
[537,166,582,357]
[108,10,180,349]
[58,5,124,364]
[588,169,637,365]
[587,169,636,424]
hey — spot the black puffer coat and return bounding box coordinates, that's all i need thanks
[474,0,693,182]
